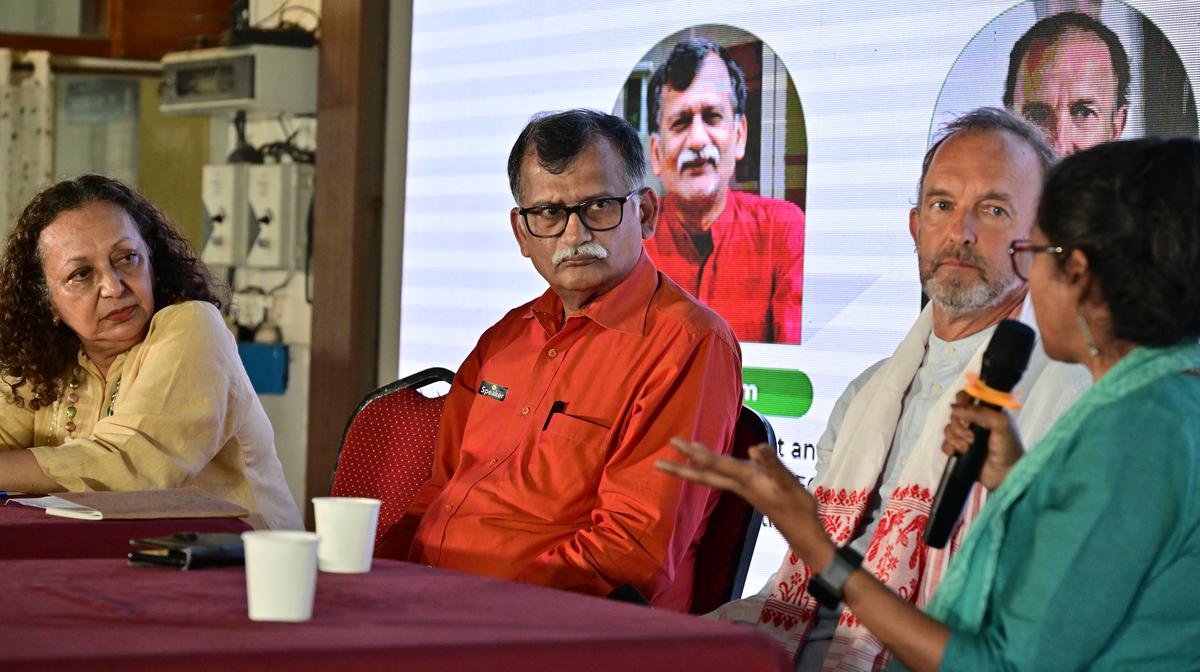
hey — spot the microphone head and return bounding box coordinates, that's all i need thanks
[979,320,1036,393]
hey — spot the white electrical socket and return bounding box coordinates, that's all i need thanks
[201,164,253,267]
[245,163,314,270]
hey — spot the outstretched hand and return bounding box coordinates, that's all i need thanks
[657,438,833,566]
[662,438,951,671]
[941,390,1026,491]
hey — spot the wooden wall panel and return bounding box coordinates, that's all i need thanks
[305,0,389,524]
[109,0,232,59]
[0,0,232,60]
[0,0,231,59]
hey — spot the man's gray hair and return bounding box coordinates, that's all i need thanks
[917,107,1057,201]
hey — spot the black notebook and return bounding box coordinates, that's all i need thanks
[128,532,245,570]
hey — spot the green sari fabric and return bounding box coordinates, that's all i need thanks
[914,342,1200,671]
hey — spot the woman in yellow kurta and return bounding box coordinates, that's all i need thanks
[0,175,301,530]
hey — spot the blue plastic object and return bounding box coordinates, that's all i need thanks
[237,343,288,394]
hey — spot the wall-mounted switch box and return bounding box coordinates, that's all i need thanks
[201,164,253,267]
[245,163,314,270]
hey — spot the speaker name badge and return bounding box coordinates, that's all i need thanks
[478,381,508,402]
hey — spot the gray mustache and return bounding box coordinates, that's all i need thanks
[553,241,609,265]
[677,144,721,172]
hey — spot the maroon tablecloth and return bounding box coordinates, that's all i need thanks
[0,558,791,671]
[0,499,251,559]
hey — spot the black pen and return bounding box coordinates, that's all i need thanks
[542,400,566,430]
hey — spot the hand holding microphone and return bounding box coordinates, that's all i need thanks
[941,391,1025,491]
[923,320,1034,548]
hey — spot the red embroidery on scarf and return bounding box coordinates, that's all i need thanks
[814,486,870,544]
[773,559,815,603]
[757,485,871,640]
[757,487,873,656]
[825,485,933,672]
[864,484,931,597]
[761,605,812,630]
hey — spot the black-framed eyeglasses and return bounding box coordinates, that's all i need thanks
[517,189,640,238]
[1008,238,1065,281]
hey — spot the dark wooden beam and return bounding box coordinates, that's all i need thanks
[306,0,389,525]
[0,0,231,60]
[0,33,109,57]
[108,0,232,59]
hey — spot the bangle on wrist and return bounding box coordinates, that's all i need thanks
[807,544,863,608]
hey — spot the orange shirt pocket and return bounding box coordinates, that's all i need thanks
[523,412,612,506]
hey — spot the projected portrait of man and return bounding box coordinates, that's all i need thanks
[1003,11,1130,156]
[643,38,806,344]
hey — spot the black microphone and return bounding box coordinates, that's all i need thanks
[923,319,1035,548]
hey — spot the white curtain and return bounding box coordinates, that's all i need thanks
[0,49,53,238]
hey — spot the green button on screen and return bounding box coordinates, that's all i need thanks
[742,367,813,418]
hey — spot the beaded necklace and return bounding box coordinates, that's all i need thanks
[58,365,121,440]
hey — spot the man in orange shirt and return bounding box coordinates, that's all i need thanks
[644,38,806,344]
[384,109,742,611]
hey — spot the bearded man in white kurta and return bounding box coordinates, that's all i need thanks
[711,108,1091,672]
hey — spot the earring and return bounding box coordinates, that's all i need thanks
[1076,310,1100,358]
[51,314,60,327]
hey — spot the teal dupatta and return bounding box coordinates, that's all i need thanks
[925,341,1200,631]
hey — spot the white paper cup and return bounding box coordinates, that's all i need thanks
[242,530,320,622]
[312,496,382,573]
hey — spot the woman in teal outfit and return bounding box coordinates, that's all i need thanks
[659,137,1200,671]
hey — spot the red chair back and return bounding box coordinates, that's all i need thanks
[330,367,455,546]
[689,405,773,614]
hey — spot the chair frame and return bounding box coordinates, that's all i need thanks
[726,405,774,603]
[329,366,455,491]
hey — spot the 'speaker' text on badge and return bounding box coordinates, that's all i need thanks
[478,381,508,401]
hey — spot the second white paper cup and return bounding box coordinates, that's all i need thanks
[242,530,320,622]
[312,496,382,573]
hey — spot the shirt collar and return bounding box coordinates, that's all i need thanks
[526,250,657,336]
[76,348,129,381]
[927,326,994,368]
